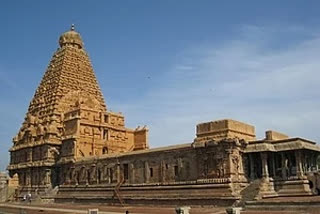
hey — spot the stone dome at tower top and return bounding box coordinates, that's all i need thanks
[58,24,84,48]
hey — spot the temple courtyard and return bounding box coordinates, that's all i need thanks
[2,197,320,214]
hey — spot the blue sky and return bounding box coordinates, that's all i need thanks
[1,1,320,171]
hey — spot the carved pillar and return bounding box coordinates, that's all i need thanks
[75,169,79,185]
[312,153,316,171]
[45,169,52,186]
[144,161,149,183]
[107,168,111,183]
[92,166,97,184]
[295,150,303,178]
[26,169,31,186]
[61,168,66,185]
[129,163,134,184]
[261,153,269,178]
[160,160,165,183]
[271,153,276,178]
[71,167,76,185]
[281,153,287,179]
[177,158,182,181]
[116,163,121,182]
[249,154,255,180]
[85,168,89,185]
[225,149,233,178]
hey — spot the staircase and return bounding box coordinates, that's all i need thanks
[0,185,8,202]
[113,177,125,206]
[31,186,59,203]
[44,186,59,197]
[239,179,261,206]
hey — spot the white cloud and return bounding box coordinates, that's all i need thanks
[114,25,320,147]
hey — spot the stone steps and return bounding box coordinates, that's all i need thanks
[239,179,261,206]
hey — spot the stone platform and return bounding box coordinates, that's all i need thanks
[245,195,320,213]
[56,179,241,206]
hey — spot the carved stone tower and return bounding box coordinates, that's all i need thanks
[8,25,148,191]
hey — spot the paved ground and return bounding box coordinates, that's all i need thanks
[0,203,225,214]
[242,195,320,214]
[259,195,320,203]
[2,197,320,214]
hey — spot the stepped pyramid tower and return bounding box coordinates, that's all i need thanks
[8,25,148,190]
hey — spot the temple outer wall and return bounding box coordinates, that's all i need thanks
[56,139,247,205]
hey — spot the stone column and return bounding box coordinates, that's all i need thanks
[26,169,31,186]
[271,153,276,178]
[71,167,75,184]
[106,168,111,184]
[129,163,134,184]
[160,160,165,183]
[45,169,51,186]
[261,153,269,178]
[177,158,182,180]
[249,154,255,180]
[295,150,303,178]
[225,149,233,179]
[312,153,317,171]
[116,163,121,183]
[144,161,149,183]
[281,153,287,179]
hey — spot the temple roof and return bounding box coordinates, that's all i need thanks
[244,137,320,153]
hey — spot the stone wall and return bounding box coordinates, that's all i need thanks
[56,137,248,204]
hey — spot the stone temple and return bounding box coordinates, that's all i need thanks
[7,25,320,205]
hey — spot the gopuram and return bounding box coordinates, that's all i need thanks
[7,25,320,205]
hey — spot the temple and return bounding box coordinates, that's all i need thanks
[7,26,320,205]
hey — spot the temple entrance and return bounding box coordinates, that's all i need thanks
[247,153,262,179]
[52,167,60,187]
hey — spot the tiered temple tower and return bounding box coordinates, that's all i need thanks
[7,25,148,191]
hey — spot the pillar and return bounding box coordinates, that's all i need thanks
[313,153,317,171]
[144,161,149,183]
[28,149,32,162]
[129,163,134,184]
[261,153,269,178]
[281,153,287,179]
[45,169,51,186]
[26,169,31,186]
[271,153,276,177]
[116,163,121,182]
[71,167,75,184]
[177,158,182,180]
[249,154,255,180]
[107,168,111,184]
[160,160,165,183]
[295,150,303,178]
[225,149,233,178]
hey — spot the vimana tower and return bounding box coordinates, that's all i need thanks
[8,25,148,192]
